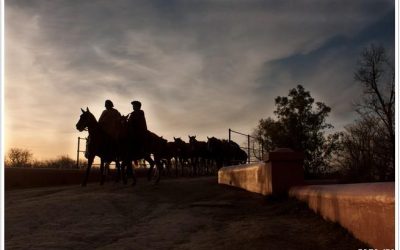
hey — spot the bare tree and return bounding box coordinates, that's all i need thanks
[354,44,395,161]
[334,116,393,181]
[7,148,33,168]
[333,44,396,181]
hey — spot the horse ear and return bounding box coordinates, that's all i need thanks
[207,136,210,140]
[173,137,176,140]
[81,108,85,113]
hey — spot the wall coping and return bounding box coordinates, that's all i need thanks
[219,162,265,171]
[289,182,395,249]
[290,182,394,204]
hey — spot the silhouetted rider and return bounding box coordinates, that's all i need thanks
[85,100,121,159]
[99,100,121,140]
[127,100,148,153]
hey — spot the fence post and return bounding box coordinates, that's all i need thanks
[76,137,80,168]
[247,134,250,164]
[228,128,231,142]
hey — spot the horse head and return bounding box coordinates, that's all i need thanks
[76,107,96,132]
[119,114,129,129]
[160,136,168,144]
[207,136,220,151]
[188,135,197,144]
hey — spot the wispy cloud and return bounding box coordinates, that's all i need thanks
[5,0,394,159]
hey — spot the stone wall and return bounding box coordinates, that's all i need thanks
[218,148,304,195]
[218,157,394,249]
[289,183,395,249]
[218,162,272,195]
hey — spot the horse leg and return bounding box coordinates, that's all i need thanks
[82,155,94,187]
[175,157,179,177]
[194,157,198,176]
[155,159,162,184]
[167,159,172,176]
[146,156,160,184]
[120,159,128,185]
[190,157,195,176]
[152,156,162,184]
[162,160,167,176]
[100,160,105,185]
[180,158,184,176]
[147,157,154,181]
[120,160,125,185]
[130,161,136,186]
[115,160,121,183]
[199,158,202,175]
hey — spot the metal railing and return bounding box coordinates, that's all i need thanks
[76,137,87,168]
[76,137,113,169]
[228,128,264,164]
[76,137,148,169]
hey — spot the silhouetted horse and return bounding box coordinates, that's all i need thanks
[227,140,248,165]
[118,115,166,184]
[173,137,190,176]
[159,141,175,176]
[167,141,179,176]
[188,135,211,175]
[207,137,248,169]
[76,108,121,186]
[146,132,170,179]
[207,137,225,169]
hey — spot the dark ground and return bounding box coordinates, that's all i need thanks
[5,176,369,250]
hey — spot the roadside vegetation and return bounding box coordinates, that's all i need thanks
[253,44,394,182]
[4,149,84,169]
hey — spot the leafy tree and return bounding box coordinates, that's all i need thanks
[254,85,334,176]
[6,148,33,168]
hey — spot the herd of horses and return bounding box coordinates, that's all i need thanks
[75,108,248,186]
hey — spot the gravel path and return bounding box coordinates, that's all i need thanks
[5,177,368,250]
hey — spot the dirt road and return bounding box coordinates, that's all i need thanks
[5,177,368,250]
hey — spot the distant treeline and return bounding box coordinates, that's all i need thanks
[4,149,83,169]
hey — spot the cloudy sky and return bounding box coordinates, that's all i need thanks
[5,0,395,160]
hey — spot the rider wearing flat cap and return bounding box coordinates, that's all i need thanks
[128,100,148,153]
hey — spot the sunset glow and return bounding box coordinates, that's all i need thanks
[5,0,394,160]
